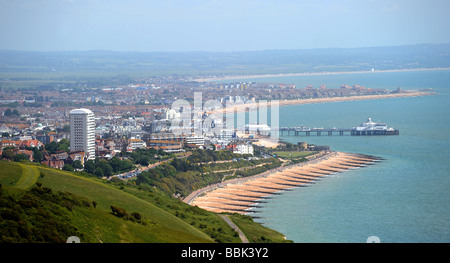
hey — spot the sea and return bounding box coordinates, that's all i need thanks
[229,69,450,243]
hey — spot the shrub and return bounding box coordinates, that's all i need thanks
[82,200,91,207]
[131,212,142,220]
[14,154,29,162]
[0,208,22,221]
[62,164,74,172]
[110,205,129,219]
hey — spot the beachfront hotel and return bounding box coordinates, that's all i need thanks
[69,108,95,160]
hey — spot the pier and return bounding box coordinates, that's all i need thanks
[278,127,399,136]
[278,118,399,136]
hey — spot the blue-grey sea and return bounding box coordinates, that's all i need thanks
[233,70,450,243]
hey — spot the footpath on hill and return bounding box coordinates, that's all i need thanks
[219,214,249,243]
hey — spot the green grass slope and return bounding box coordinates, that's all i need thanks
[0,161,213,243]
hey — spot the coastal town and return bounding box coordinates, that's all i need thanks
[1,0,449,246]
[0,75,431,175]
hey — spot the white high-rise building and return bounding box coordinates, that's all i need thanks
[70,108,95,160]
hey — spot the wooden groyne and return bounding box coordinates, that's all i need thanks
[186,151,381,214]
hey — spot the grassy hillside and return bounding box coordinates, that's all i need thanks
[0,160,290,243]
[0,160,214,243]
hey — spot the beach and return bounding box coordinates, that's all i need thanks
[251,137,280,148]
[186,151,381,214]
[214,91,434,115]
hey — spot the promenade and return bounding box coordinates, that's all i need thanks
[183,151,381,214]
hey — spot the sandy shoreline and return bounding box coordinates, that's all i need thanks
[195,67,450,82]
[213,91,434,115]
[277,91,434,105]
[186,151,382,214]
[251,137,280,148]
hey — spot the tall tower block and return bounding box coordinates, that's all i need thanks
[69,108,95,160]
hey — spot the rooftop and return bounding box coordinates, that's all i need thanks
[70,108,93,115]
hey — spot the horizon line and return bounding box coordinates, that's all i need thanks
[1,43,449,54]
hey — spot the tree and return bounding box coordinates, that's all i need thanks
[72,160,83,170]
[95,159,113,177]
[62,164,74,172]
[62,125,70,133]
[102,165,113,177]
[57,139,70,152]
[84,160,95,174]
[4,108,12,116]
[45,141,58,154]
[136,156,150,166]
[33,149,43,163]
[109,157,133,173]
[94,167,104,177]
[2,149,15,160]
[109,156,122,173]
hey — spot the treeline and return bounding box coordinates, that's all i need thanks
[85,147,175,177]
[1,146,44,164]
[82,147,174,177]
[205,158,271,173]
[50,100,106,107]
[118,147,174,166]
[1,138,70,163]
[84,157,134,177]
[136,159,222,197]
[3,140,173,177]
[187,148,246,163]
[0,184,89,243]
[234,158,282,177]
[3,108,20,117]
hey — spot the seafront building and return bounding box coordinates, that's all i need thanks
[69,108,95,160]
[233,143,254,155]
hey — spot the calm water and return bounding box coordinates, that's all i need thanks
[237,70,450,243]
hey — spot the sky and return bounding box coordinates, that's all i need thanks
[0,0,449,52]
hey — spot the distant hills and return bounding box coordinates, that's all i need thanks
[0,44,449,77]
